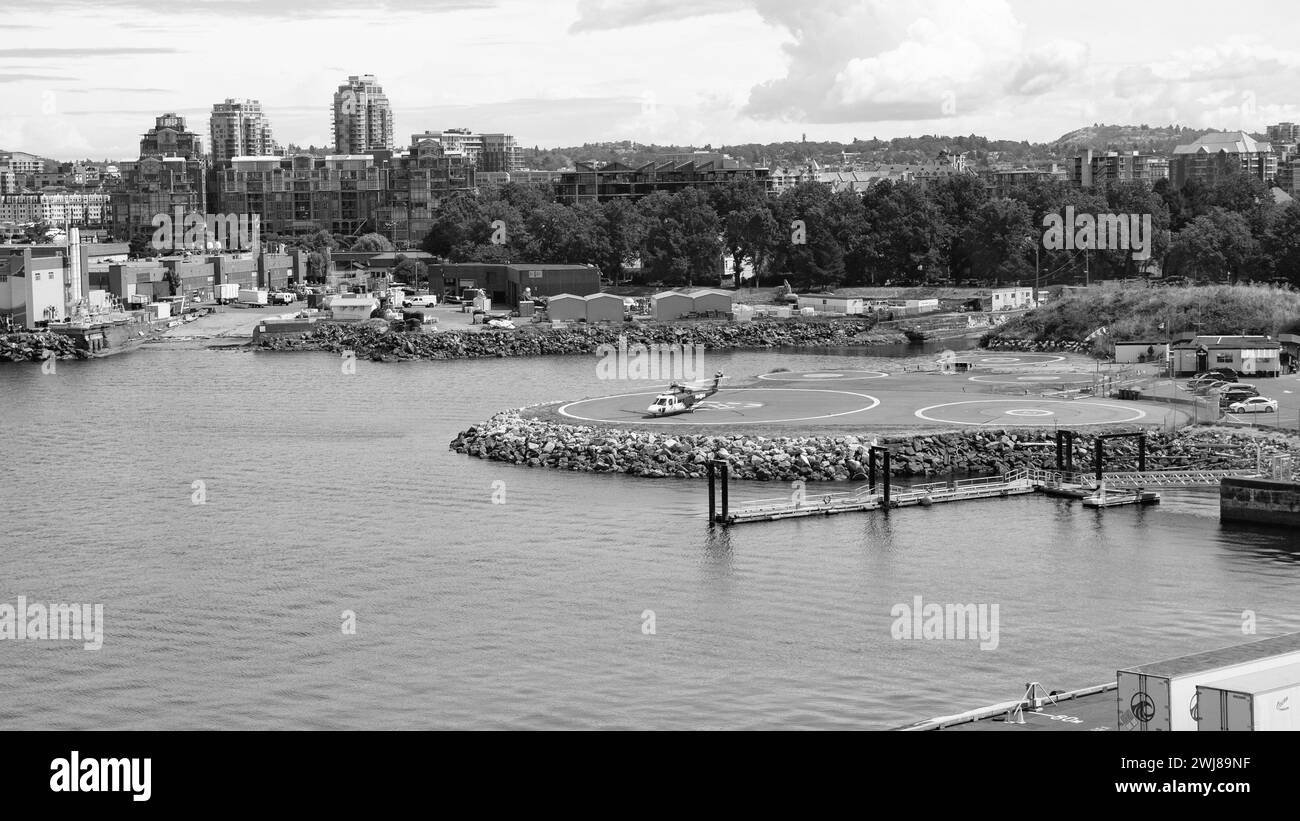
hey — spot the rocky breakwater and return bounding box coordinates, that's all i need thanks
[450,413,1288,481]
[257,318,905,361]
[981,335,1092,354]
[0,331,85,362]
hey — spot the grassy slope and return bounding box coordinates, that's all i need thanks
[989,284,1300,343]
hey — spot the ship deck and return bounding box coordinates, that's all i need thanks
[898,683,1117,731]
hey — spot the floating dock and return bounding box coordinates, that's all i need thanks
[710,464,1255,526]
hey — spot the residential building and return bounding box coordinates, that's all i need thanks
[216,137,475,239]
[0,193,112,226]
[409,129,522,171]
[474,169,562,191]
[109,113,209,237]
[1266,123,1300,145]
[1068,150,1167,188]
[990,286,1034,311]
[1170,131,1277,190]
[210,99,279,166]
[982,166,1066,197]
[332,75,394,154]
[557,155,770,204]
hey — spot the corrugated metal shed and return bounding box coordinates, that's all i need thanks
[651,291,694,321]
[547,293,586,321]
[584,292,624,323]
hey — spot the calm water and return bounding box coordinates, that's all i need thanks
[2,343,1300,730]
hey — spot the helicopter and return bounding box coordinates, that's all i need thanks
[644,371,726,417]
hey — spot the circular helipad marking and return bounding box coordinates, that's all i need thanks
[913,399,1148,426]
[758,369,889,382]
[969,371,1091,386]
[957,353,1067,367]
[557,387,880,425]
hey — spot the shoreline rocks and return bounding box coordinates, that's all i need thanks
[450,410,1293,481]
[981,336,1093,354]
[256,318,908,361]
[0,332,87,362]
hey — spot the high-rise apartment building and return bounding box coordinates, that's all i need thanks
[332,75,394,154]
[210,99,279,166]
[409,129,522,172]
[1266,123,1300,145]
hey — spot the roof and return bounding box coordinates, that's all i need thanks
[687,289,732,298]
[1172,131,1272,155]
[546,292,584,301]
[504,263,596,271]
[583,292,623,301]
[1173,335,1280,350]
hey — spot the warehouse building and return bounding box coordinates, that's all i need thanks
[430,262,600,304]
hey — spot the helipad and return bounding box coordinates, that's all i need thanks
[957,353,1066,367]
[968,371,1095,386]
[557,387,880,425]
[757,369,889,382]
[914,399,1148,426]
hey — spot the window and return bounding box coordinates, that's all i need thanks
[1216,353,1234,363]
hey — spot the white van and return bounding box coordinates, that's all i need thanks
[408,294,438,308]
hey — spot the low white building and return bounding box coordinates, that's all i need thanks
[329,294,379,322]
[991,286,1034,311]
[796,295,864,315]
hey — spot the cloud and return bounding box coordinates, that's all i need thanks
[0,47,182,58]
[1111,40,1300,130]
[740,0,1088,123]
[14,0,496,19]
[0,73,69,83]
[569,0,749,32]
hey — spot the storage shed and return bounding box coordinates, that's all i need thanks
[689,289,733,316]
[584,292,625,323]
[651,291,695,321]
[546,293,587,321]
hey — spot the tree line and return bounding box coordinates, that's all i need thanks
[408,170,1300,289]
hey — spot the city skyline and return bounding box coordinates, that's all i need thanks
[3,0,1300,160]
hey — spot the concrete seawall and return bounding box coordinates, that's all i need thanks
[1221,477,1300,526]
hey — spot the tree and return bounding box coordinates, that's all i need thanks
[595,198,649,282]
[1166,208,1257,283]
[1261,202,1300,285]
[768,182,846,288]
[638,189,723,286]
[392,254,429,289]
[966,198,1034,284]
[352,232,394,253]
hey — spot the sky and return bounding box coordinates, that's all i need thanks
[2,0,1299,160]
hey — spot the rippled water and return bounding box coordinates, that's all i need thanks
[3,343,1299,729]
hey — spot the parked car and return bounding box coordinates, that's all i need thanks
[1228,396,1278,414]
[407,294,438,308]
[1193,380,1232,395]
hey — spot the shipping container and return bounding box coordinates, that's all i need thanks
[1196,662,1300,731]
[215,283,239,301]
[1118,632,1300,731]
[238,288,268,305]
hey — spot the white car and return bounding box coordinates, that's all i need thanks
[1228,396,1278,414]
